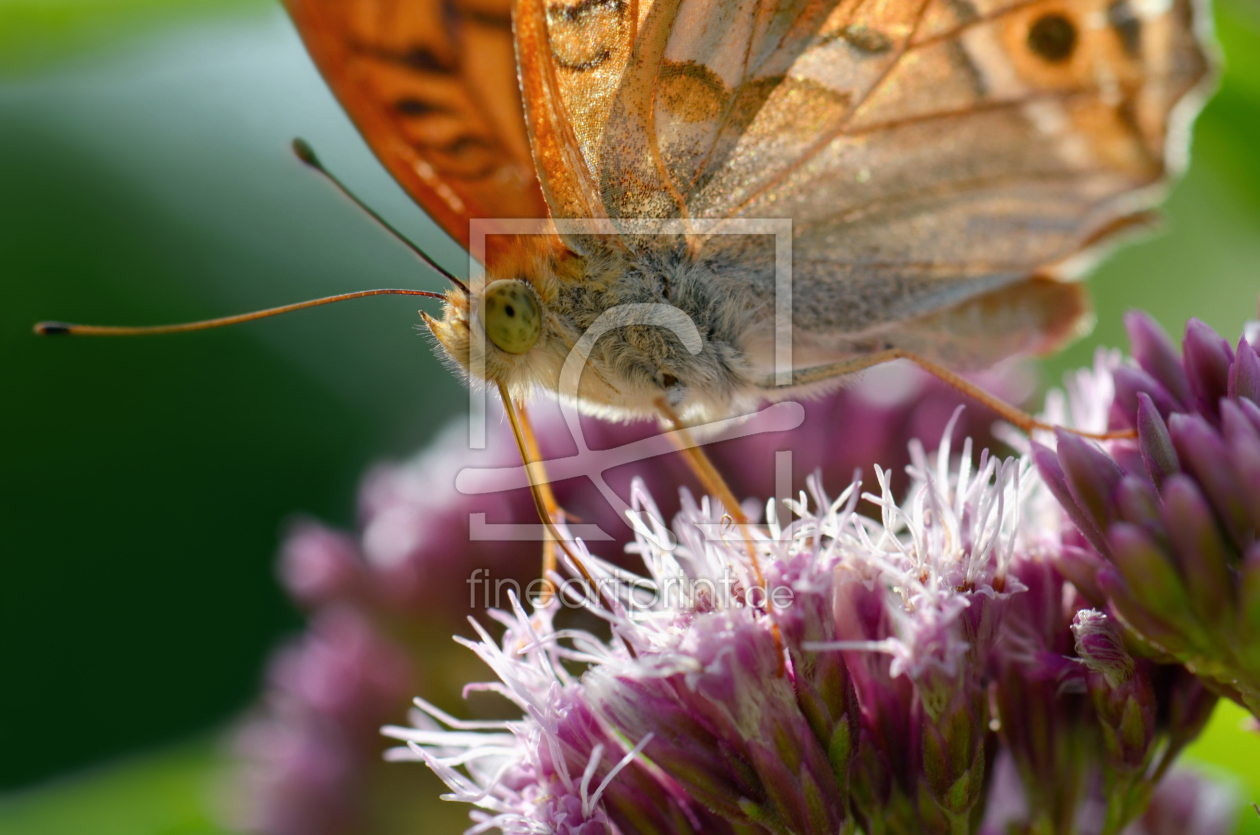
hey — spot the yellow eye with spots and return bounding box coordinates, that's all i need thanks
[481,280,542,355]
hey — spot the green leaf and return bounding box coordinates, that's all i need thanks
[0,0,271,75]
[0,742,235,835]
[1184,701,1260,835]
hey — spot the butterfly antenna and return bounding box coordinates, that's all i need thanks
[33,288,445,336]
[291,138,469,293]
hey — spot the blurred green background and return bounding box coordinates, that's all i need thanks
[1,0,1258,830]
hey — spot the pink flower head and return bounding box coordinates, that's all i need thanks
[391,396,1242,835]
[229,370,1019,835]
[391,415,1048,834]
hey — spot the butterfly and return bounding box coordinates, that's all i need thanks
[277,0,1210,571]
[285,0,1209,421]
[41,0,1212,579]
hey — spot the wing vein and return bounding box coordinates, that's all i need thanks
[836,86,1092,135]
[816,165,1127,228]
[722,0,939,219]
[682,0,849,201]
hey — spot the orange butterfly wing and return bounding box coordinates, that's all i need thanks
[285,0,548,248]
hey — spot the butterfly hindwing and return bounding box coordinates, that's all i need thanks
[286,0,548,247]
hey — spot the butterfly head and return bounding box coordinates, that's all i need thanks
[421,234,770,423]
[420,235,718,419]
[422,284,535,398]
[479,280,542,355]
[420,235,585,403]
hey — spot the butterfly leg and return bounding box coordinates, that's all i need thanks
[656,397,787,671]
[773,350,1137,441]
[498,383,608,607]
[514,399,560,585]
[654,397,767,583]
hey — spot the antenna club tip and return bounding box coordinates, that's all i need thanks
[34,321,72,336]
[292,138,320,167]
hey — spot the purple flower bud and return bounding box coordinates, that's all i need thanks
[386,608,734,835]
[1034,315,1260,722]
[987,558,1228,835]
[1033,441,1110,556]
[1136,394,1179,489]
[1072,608,1157,832]
[990,561,1092,829]
[1125,311,1192,408]
[1240,396,1260,436]
[1168,413,1254,551]
[1106,523,1201,647]
[1220,399,1260,531]
[1095,565,1195,658]
[1055,544,1107,606]
[1072,609,1135,688]
[769,558,861,783]
[1114,475,1167,541]
[1114,366,1182,426]
[1221,396,1260,446]
[619,614,847,835]
[1055,430,1126,550]
[1158,475,1236,628]
[1182,319,1234,423]
[1229,338,1260,403]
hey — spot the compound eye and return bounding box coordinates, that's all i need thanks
[481,280,542,355]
